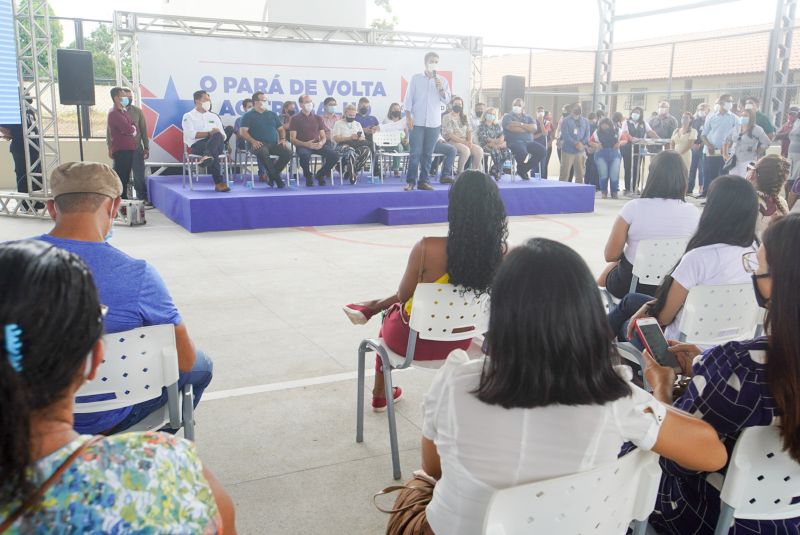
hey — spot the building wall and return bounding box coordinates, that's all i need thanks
[0,139,112,190]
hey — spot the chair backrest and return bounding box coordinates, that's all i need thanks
[720,425,800,521]
[483,449,662,535]
[630,238,689,288]
[678,283,761,345]
[408,283,489,342]
[373,130,403,147]
[73,325,179,413]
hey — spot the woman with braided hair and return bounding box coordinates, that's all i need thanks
[748,154,790,238]
[343,170,508,411]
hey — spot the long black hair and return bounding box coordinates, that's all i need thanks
[649,175,758,317]
[0,240,104,505]
[762,214,800,462]
[476,238,630,408]
[641,150,688,201]
[446,170,508,294]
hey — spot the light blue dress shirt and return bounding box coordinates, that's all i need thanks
[403,73,451,128]
[702,111,738,155]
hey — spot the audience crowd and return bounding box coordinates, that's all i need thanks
[4,49,800,535]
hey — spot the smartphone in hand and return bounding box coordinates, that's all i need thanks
[634,318,682,371]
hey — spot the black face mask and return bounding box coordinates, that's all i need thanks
[475,110,483,118]
[286,108,296,115]
[390,111,401,118]
[752,274,770,308]
[562,112,569,117]
[452,105,463,113]
[345,116,356,122]
[358,107,369,114]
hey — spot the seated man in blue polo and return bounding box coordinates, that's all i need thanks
[36,161,213,435]
[238,91,293,188]
[501,98,546,179]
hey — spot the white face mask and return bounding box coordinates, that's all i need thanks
[723,102,734,112]
[698,110,707,118]
[303,102,314,113]
[201,101,211,112]
[631,112,640,121]
[427,62,439,72]
[658,107,669,115]
[512,105,522,115]
[745,103,755,110]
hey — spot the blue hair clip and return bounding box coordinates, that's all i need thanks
[5,324,23,373]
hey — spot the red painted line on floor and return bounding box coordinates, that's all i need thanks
[293,226,411,249]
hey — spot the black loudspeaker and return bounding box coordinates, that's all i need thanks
[56,49,95,106]
[500,75,526,114]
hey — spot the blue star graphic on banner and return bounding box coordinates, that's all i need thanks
[143,77,195,138]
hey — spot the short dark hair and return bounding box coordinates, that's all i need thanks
[424,51,439,63]
[476,238,630,408]
[193,90,208,102]
[323,96,336,106]
[358,97,369,105]
[54,192,109,214]
[745,95,760,105]
[242,98,253,109]
[251,91,265,103]
[641,150,687,201]
[109,86,125,99]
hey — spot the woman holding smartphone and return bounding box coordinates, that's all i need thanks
[642,214,800,534]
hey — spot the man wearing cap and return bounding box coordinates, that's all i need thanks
[34,161,214,435]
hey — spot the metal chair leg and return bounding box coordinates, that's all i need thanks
[714,503,735,535]
[382,352,402,480]
[356,342,367,443]
[182,384,195,441]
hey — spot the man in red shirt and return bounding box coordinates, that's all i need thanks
[288,95,339,186]
[106,86,138,199]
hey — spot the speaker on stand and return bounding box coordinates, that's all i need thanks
[500,75,526,115]
[56,49,95,161]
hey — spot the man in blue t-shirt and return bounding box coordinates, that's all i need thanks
[501,98,546,180]
[35,161,213,434]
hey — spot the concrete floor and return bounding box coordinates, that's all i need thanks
[0,191,699,534]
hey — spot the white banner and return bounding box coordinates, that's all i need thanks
[136,32,472,162]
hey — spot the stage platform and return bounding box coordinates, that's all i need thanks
[148,174,595,233]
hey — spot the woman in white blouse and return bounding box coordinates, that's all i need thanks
[404,238,727,535]
[598,150,701,299]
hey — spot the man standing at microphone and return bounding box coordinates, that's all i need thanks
[403,52,451,191]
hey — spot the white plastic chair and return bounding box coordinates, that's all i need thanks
[677,283,762,345]
[373,130,408,183]
[709,425,800,534]
[355,283,490,480]
[629,238,689,294]
[73,324,195,440]
[483,448,662,535]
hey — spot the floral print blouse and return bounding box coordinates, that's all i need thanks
[1,432,221,534]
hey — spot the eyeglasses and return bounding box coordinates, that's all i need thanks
[742,251,769,278]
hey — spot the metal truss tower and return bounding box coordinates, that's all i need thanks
[592,0,615,113]
[763,0,797,127]
[0,0,60,218]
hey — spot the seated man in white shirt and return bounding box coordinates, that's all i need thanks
[182,90,229,192]
[332,104,372,185]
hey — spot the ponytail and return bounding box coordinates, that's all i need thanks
[0,240,104,506]
[0,336,33,504]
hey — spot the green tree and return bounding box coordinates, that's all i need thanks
[16,0,64,78]
[370,0,398,30]
[67,23,132,83]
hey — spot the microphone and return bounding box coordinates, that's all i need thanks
[432,69,437,78]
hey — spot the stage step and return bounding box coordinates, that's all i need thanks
[378,205,448,226]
